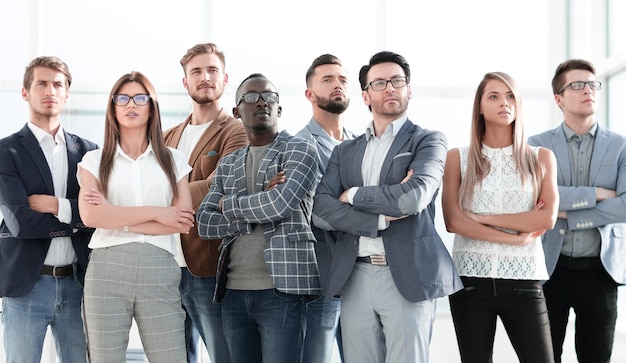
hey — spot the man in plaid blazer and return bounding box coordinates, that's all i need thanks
[196,73,320,363]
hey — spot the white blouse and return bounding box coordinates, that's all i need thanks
[452,144,549,280]
[78,144,192,255]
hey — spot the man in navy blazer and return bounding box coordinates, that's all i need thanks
[528,59,626,363]
[0,56,97,363]
[313,51,462,363]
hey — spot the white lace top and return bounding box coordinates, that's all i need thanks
[452,145,549,280]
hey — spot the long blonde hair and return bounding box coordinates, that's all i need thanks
[459,72,543,210]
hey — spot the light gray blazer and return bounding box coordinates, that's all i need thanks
[313,120,463,302]
[529,124,626,284]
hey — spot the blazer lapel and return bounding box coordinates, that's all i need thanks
[589,127,611,185]
[232,147,249,195]
[65,132,82,196]
[19,125,54,194]
[379,121,413,182]
[348,137,367,187]
[551,126,573,186]
[256,132,285,192]
[188,109,228,167]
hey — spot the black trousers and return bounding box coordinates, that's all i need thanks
[449,276,553,363]
[543,258,618,363]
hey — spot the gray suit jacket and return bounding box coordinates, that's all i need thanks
[529,124,626,284]
[313,120,462,302]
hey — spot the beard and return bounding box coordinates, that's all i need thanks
[316,94,349,114]
[189,88,223,105]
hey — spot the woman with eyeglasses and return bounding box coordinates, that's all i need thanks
[441,72,559,363]
[77,71,194,362]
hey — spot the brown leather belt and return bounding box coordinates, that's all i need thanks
[41,264,74,277]
[356,255,387,266]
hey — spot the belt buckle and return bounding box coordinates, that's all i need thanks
[370,255,387,266]
[52,265,69,278]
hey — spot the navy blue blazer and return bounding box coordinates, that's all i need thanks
[0,124,97,297]
[313,120,463,302]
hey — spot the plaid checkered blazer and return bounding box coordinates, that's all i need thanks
[197,131,321,301]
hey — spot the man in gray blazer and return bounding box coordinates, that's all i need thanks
[313,51,462,363]
[528,58,626,363]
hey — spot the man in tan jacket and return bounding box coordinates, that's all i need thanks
[163,43,248,363]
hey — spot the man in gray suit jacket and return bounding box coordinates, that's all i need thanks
[313,51,462,363]
[529,59,626,363]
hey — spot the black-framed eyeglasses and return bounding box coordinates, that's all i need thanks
[237,92,279,106]
[365,77,408,91]
[558,81,602,94]
[112,94,151,106]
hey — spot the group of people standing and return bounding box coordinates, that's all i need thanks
[0,42,624,363]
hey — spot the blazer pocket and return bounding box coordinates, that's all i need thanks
[612,226,626,239]
[199,154,219,177]
[393,152,412,160]
[287,228,315,243]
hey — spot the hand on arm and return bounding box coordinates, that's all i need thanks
[78,167,195,234]
[266,171,286,191]
[441,149,541,245]
[384,169,413,222]
[596,187,616,201]
[463,148,559,233]
[28,194,59,215]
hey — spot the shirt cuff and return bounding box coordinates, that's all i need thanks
[56,198,71,224]
[378,214,389,230]
[347,187,358,205]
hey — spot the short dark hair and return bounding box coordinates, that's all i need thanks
[23,56,72,90]
[359,51,410,90]
[305,54,343,86]
[552,59,596,95]
[235,73,271,103]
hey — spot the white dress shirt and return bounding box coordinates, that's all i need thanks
[348,116,408,257]
[78,144,192,255]
[28,122,75,266]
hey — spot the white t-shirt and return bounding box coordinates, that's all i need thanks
[173,121,211,267]
[453,145,549,280]
[78,144,192,255]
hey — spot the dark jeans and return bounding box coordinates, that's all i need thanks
[222,289,304,363]
[299,295,342,363]
[543,260,618,363]
[449,276,553,363]
[179,269,231,363]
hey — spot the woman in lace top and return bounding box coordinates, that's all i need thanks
[442,72,559,363]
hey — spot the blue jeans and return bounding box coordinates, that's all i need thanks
[2,273,86,363]
[222,289,303,363]
[300,296,342,363]
[179,268,231,363]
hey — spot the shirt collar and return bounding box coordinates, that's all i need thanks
[27,121,66,145]
[115,141,154,159]
[482,143,513,157]
[365,116,408,141]
[562,122,597,142]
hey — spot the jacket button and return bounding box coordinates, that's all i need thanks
[559,229,565,235]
